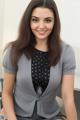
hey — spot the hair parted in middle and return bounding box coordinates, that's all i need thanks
[7,0,61,67]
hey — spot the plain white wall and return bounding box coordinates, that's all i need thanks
[59,0,80,47]
[0,0,5,77]
[2,0,30,47]
[0,0,4,42]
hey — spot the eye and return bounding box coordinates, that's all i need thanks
[31,17,38,22]
[45,19,52,23]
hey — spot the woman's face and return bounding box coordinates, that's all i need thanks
[30,7,54,42]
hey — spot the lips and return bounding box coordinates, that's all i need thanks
[39,32,45,35]
[37,30,47,35]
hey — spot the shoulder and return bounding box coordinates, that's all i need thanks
[60,40,75,57]
[3,45,12,60]
[60,40,76,75]
[3,45,17,74]
[3,44,14,57]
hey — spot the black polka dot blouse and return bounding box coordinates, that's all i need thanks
[31,48,50,96]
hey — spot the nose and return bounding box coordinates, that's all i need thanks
[39,21,45,29]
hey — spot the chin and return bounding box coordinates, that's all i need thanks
[36,36,48,40]
[37,38,47,41]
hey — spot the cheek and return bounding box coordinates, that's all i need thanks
[48,22,54,29]
[30,23,37,30]
[47,24,54,32]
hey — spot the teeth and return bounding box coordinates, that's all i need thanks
[38,30,46,32]
[39,31,44,33]
[38,31,46,33]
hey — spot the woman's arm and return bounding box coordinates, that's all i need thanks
[2,72,17,120]
[61,74,77,120]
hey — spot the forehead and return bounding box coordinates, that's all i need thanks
[31,7,54,18]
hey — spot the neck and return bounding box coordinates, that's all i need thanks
[35,41,48,52]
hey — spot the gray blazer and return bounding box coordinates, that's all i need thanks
[3,41,76,118]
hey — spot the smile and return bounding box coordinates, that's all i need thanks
[37,31,47,34]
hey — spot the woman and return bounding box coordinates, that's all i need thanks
[2,0,77,120]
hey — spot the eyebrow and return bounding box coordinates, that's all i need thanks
[31,16,54,19]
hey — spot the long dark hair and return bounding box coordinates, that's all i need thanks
[6,0,61,67]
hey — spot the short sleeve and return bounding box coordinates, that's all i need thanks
[62,45,76,75]
[3,46,17,74]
